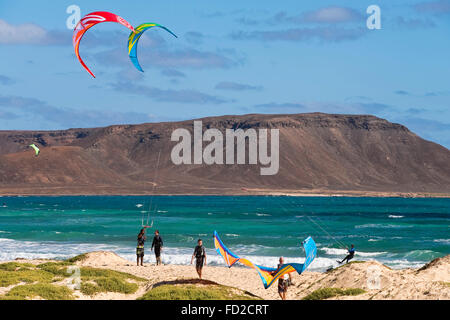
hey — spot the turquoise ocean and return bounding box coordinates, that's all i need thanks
[0,196,449,271]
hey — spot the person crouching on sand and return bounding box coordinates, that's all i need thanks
[191,239,207,279]
[275,257,292,300]
[151,230,164,265]
[136,228,147,266]
[338,244,355,264]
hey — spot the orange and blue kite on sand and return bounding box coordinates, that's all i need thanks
[73,11,135,78]
[213,231,317,289]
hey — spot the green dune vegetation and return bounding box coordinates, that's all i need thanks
[0,254,260,300]
[0,255,146,300]
[302,288,366,300]
[4,283,74,300]
[139,280,261,300]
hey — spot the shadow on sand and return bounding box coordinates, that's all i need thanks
[151,278,219,289]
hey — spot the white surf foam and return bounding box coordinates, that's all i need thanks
[355,223,412,229]
[0,238,427,271]
[320,247,387,257]
[433,239,450,244]
[0,238,121,261]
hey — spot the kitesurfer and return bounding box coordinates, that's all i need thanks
[191,239,207,279]
[136,228,146,266]
[338,244,355,264]
[151,230,164,265]
[274,257,292,300]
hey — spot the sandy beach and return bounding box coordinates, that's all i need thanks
[2,251,449,300]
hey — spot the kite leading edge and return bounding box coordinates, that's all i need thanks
[127,23,177,72]
[72,11,135,78]
[213,231,317,289]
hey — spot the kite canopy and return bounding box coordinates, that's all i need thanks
[127,23,177,72]
[214,231,317,289]
[29,144,40,156]
[73,11,135,78]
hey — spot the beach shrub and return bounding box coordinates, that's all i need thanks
[138,284,261,300]
[303,287,365,300]
[37,262,71,277]
[80,267,145,282]
[93,277,138,294]
[79,278,138,296]
[2,283,74,300]
[0,260,147,299]
[0,262,35,271]
[65,253,88,263]
[0,259,150,300]
[80,282,99,296]
[0,268,55,287]
[78,267,145,296]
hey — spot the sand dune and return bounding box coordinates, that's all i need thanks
[11,251,445,300]
[3,251,448,300]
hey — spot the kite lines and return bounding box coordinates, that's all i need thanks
[141,149,162,228]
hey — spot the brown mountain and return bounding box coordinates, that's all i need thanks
[0,113,449,196]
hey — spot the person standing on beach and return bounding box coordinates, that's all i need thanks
[151,230,164,265]
[191,239,207,279]
[274,257,292,300]
[338,244,355,264]
[136,228,146,266]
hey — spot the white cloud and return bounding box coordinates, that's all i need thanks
[0,95,151,128]
[0,19,47,44]
[215,81,262,91]
[301,7,363,23]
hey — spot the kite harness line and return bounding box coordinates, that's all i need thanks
[277,195,349,250]
[141,149,162,228]
[239,192,348,251]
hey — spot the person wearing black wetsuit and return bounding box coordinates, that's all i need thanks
[339,244,355,264]
[151,230,164,265]
[191,239,207,279]
[136,228,146,266]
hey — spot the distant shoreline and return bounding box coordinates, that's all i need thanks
[0,189,449,198]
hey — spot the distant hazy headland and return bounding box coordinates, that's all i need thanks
[0,113,449,197]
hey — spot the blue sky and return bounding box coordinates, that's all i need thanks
[0,0,449,147]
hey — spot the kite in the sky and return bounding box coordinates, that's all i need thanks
[214,231,317,289]
[128,23,177,72]
[29,144,40,157]
[73,11,135,78]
